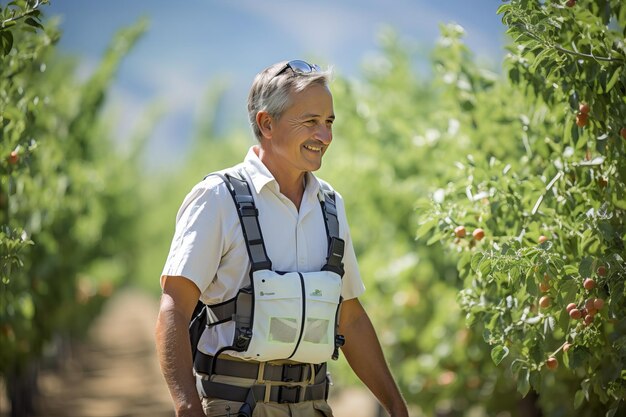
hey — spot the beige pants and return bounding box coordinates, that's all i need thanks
[202,397,333,417]
[199,370,333,417]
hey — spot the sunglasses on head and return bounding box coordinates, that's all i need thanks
[273,60,321,78]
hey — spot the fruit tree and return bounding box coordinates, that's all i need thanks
[418,1,625,415]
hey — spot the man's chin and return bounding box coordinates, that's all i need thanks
[308,160,323,172]
[302,156,323,172]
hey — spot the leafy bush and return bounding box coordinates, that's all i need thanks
[1,1,147,413]
[417,1,625,415]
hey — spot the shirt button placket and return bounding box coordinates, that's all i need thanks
[296,223,306,269]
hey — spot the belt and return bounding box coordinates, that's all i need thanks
[194,351,327,384]
[198,378,328,404]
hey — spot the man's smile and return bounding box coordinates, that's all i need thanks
[303,144,322,152]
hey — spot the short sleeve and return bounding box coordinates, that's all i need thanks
[333,190,366,300]
[160,177,229,292]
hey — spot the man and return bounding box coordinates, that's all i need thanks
[156,60,408,417]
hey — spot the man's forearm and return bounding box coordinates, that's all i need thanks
[340,300,408,417]
[155,302,204,417]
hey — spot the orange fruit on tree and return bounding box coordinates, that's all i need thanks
[472,228,485,241]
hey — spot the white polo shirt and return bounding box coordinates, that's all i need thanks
[161,146,365,355]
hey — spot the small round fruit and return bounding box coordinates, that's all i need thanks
[587,307,597,317]
[563,343,572,352]
[597,265,607,277]
[565,0,576,7]
[583,278,596,290]
[593,298,605,310]
[585,298,595,310]
[539,282,550,293]
[566,303,577,313]
[539,296,550,309]
[579,103,590,114]
[538,235,548,244]
[569,308,582,320]
[576,112,588,127]
[472,228,485,241]
[7,151,19,165]
[620,127,626,140]
[454,226,466,238]
[546,357,558,370]
[584,315,594,326]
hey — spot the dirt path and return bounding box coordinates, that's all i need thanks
[33,289,174,417]
[3,289,378,417]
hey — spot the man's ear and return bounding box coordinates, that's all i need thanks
[256,111,273,139]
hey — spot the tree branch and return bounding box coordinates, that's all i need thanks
[519,25,624,64]
[1,0,46,30]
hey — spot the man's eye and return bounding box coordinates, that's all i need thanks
[304,120,316,126]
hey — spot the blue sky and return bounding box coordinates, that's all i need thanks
[45,1,508,170]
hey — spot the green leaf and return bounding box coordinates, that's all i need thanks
[569,347,587,369]
[581,378,591,400]
[563,264,578,275]
[491,345,509,366]
[24,17,43,30]
[529,371,541,392]
[529,49,552,72]
[415,218,437,240]
[479,257,492,276]
[605,67,621,92]
[530,342,544,364]
[560,278,578,304]
[543,315,555,334]
[574,390,585,409]
[510,359,525,376]
[483,328,492,344]
[457,250,472,275]
[496,4,510,15]
[470,252,484,273]
[426,230,444,246]
[579,257,593,278]
[1,30,13,56]
[517,367,530,397]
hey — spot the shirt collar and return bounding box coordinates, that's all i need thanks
[243,147,274,194]
[242,146,321,198]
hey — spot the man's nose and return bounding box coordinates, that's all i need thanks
[315,125,332,144]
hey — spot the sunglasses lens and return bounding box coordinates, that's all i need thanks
[288,60,315,74]
[273,60,320,78]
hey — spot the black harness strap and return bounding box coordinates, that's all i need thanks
[319,183,345,277]
[214,171,272,272]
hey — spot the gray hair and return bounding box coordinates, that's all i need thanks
[247,61,332,141]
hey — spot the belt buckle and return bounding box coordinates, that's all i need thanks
[278,385,301,403]
[281,363,305,382]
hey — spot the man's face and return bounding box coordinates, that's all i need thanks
[267,83,335,175]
